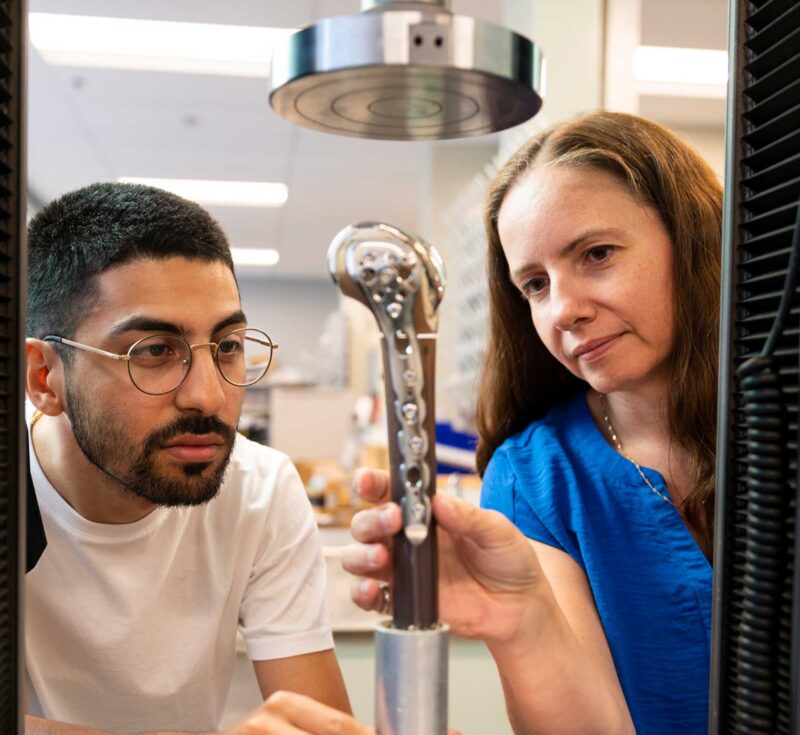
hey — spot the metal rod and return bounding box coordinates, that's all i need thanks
[382,334,438,628]
[361,0,450,11]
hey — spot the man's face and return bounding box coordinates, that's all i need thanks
[62,256,245,506]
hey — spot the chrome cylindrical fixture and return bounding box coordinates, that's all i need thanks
[270,2,543,140]
[375,622,449,735]
[362,0,450,9]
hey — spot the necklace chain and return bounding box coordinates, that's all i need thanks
[598,395,676,508]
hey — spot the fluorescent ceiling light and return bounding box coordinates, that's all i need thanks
[117,177,288,207]
[231,248,280,267]
[635,46,727,98]
[29,13,294,77]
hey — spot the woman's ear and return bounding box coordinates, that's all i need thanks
[25,338,66,416]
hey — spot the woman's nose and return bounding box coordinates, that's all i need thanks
[550,279,594,331]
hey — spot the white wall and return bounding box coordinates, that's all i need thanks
[671,126,726,181]
[237,275,339,371]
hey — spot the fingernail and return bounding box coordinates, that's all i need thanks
[436,492,455,508]
[379,505,395,530]
[367,546,379,568]
[359,578,371,596]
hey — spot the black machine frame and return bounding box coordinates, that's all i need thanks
[710,0,800,733]
[0,1,26,734]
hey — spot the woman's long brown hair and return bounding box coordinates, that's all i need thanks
[475,111,722,547]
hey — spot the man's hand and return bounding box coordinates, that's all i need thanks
[342,469,545,644]
[26,699,369,735]
[225,692,373,734]
[226,691,462,735]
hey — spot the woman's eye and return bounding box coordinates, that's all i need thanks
[521,276,548,297]
[585,245,614,263]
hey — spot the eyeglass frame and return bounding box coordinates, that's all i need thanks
[42,327,279,396]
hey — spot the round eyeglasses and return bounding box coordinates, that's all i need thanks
[43,328,278,396]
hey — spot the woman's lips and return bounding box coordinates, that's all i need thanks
[575,334,622,362]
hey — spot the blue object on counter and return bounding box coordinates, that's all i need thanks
[435,422,478,474]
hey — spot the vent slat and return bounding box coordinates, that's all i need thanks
[744,28,800,77]
[738,297,798,320]
[742,101,800,149]
[739,244,794,271]
[740,202,799,235]
[745,4,800,54]
[742,130,800,173]
[748,0,799,32]
[738,288,795,310]
[745,53,800,104]
[742,155,800,193]
[740,225,795,256]
[741,176,800,213]
[737,327,799,346]
[744,78,800,128]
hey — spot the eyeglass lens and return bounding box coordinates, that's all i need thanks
[127,329,273,394]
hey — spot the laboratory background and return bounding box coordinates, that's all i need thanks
[26,1,728,731]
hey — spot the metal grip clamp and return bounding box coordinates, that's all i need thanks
[328,222,448,735]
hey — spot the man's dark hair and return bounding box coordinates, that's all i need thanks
[27,182,235,342]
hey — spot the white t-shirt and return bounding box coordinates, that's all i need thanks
[25,427,333,733]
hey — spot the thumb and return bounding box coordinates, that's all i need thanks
[433,493,522,551]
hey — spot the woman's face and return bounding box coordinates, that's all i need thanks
[497,164,675,397]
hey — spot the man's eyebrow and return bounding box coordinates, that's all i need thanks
[109,316,183,337]
[108,310,248,338]
[510,227,627,282]
[211,310,248,334]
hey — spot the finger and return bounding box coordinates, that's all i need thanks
[433,493,522,549]
[353,467,392,505]
[264,691,374,734]
[225,707,305,735]
[350,577,387,612]
[350,503,401,543]
[340,542,392,578]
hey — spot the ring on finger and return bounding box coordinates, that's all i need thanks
[378,584,391,615]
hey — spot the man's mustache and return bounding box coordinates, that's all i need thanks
[143,415,236,455]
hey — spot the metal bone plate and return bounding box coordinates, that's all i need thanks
[328,222,445,544]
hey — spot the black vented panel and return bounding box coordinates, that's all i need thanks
[0,2,25,733]
[711,0,800,733]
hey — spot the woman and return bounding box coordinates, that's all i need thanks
[350,111,721,735]
[232,111,722,734]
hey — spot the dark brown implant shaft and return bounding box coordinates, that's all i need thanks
[381,334,439,630]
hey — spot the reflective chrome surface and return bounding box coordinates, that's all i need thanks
[328,222,445,545]
[375,622,449,735]
[270,2,543,140]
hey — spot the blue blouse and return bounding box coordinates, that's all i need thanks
[481,392,712,734]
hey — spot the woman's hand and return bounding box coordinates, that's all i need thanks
[343,469,545,644]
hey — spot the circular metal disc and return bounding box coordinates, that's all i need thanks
[270,10,544,141]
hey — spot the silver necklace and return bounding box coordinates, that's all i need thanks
[599,395,676,507]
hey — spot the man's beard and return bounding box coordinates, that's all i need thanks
[64,379,236,507]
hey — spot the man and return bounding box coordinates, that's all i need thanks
[24,182,350,734]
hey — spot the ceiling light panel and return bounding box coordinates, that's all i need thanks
[231,248,280,267]
[635,46,727,98]
[29,13,294,77]
[117,177,288,207]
